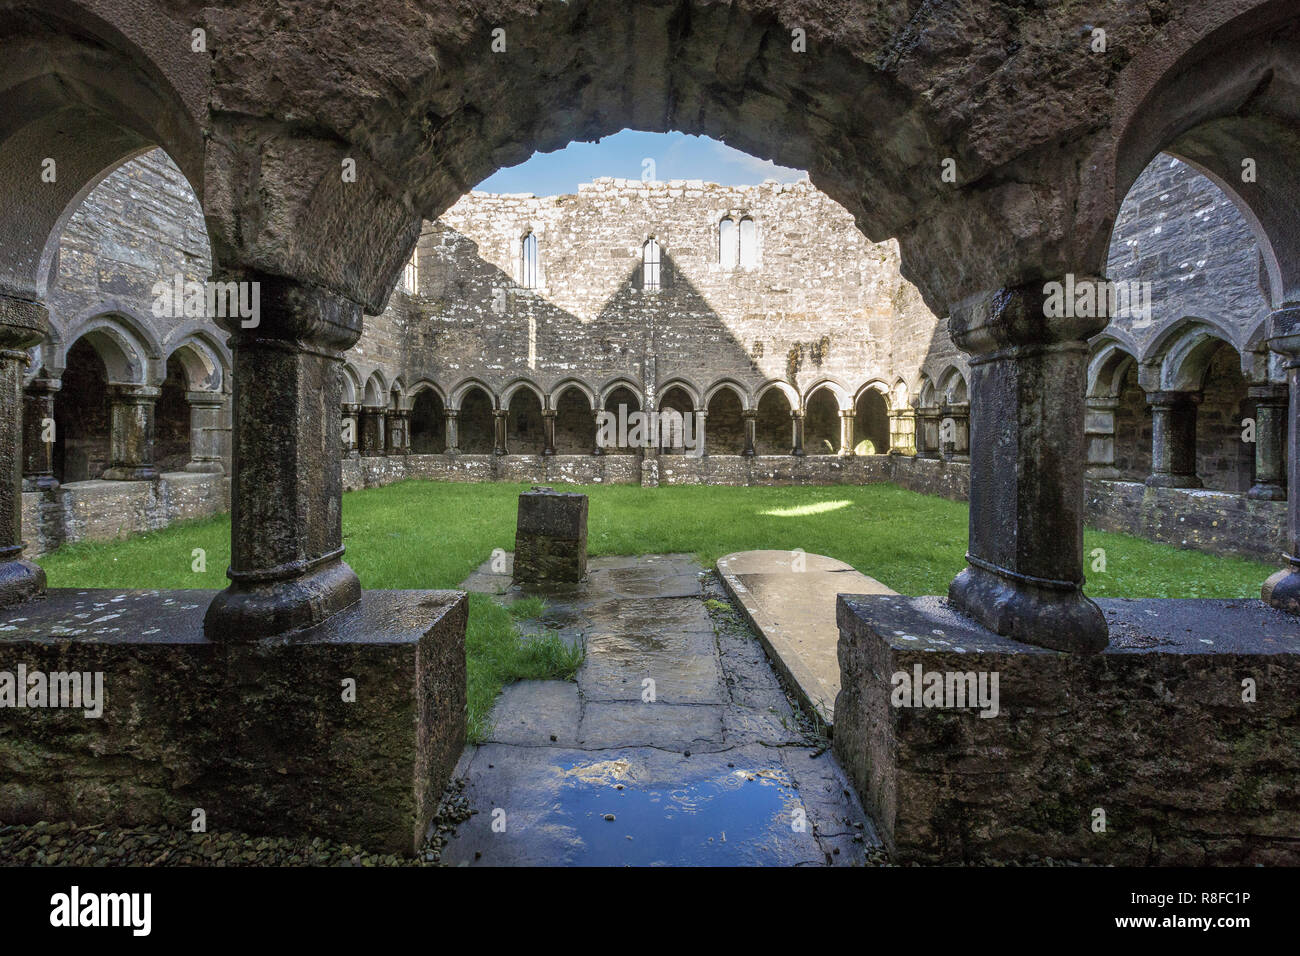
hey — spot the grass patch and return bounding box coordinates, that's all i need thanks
[36,480,1278,733]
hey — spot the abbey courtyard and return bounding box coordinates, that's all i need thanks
[0,0,1298,869]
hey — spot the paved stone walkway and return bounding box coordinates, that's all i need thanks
[442,553,879,866]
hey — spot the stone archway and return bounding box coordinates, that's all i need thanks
[854,389,889,455]
[554,385,593,455]
[705,388,745,455]
[410,388,445,454]
[53,338,110,483]
[755,387,793,456]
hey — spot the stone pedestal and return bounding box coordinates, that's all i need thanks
[102,383,160,481]
[1262,306,1300,613]
[838,409,855,457]
[0,294,47,608]
[1084,397,1121,479]
[359,406,386,457]
[185,390,226,474]
[21,376,59,491]
[741,409,757,457]
[513,486,588,585]
[946,279,1107,653]
[1248,383,1287,501]
[203,272,362,641]
[790,410,806,457]
[1146,390,1202,488]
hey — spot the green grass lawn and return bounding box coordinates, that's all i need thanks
[35,481,1278,737]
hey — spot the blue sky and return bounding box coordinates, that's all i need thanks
[475,129,807,195]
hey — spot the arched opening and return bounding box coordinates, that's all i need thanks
[804,388,840,455]
[154,354,191,473]
[657,385,695,454]
[755,388,793,456]
[458,387,496,455]
[705,388,745,454]
[1196,342,1254,493]
[602,386,641,455]
[554,386,593,455]
[53,338,110,483]
[410,389,445,454]
[507,387,545,455]
[854,389,889,455]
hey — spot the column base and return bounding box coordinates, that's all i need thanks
[948,563,1108,653]
[1084,466,1121,480]
[1262,566,1300,614]
[791,449,806,457]
[1145,473,1202,489]
[185,459,226,475]
[102,465,159,481]
[22,475,59,492]
[0,558,46,608]
[1247,482,1287,501]
[204,558,362,640]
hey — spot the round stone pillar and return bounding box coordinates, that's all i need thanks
[542,409,557,456]
[741,409,757,457]
[790,410,806,457]
[493,408,508,456]
[341,403,361,458]
[1262,306,1300,613]
[203,272,362,640]
[1247,383,1287,501]
[359,405,386,457]
[102,383,160,481]
[946,278,1108,653]
[22,376,60,491]
[385,408,410,456]
[838,409,855,457]
[444,409,459,454]
[0,294,48,608]
[185,390,227,474]
[590,408,605,456]
[1145,390,1202,488]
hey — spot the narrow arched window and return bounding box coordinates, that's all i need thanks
[739,217,757,268]
[403,249,418,293]
[719,217,737,268]
[520,232,538,289]
[642,238,661,291]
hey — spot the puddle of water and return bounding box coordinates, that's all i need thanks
[548,756,807,865]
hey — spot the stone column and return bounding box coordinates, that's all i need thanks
[203,272,362,640]
[542,409,557,456]
[359,405,385,457]
[444,409,459,454]
[1084,397,1121,479]
[102,383,160,481]
[22,376,59,491]
[1145,391,1202,488]
[916,406,942,458]
[1247,383,1287,501]
[0,294,47,607]
[742,409,757,457]
[341,403,361,458]
[591,408,605,456]
[790,410,806,457]
[493,408,508,456]
[1263,306,1300,613]
[945,402,970,461]
[693,410,707,457]
[385,408,410,456]
[185,390,226,474]
[889,407,916,455]
[838,409,855,457]
[947,279,1107,653]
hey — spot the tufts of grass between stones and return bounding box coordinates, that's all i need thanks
[36,480,1278,736]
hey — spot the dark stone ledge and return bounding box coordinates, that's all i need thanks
[833,594,1300,865]
[0,588,467,855]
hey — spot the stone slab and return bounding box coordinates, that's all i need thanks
[0,587,467,855]
[833,593,1300,865]
[717,550,895,727]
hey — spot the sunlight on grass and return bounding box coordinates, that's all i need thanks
[759,499,853,517]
